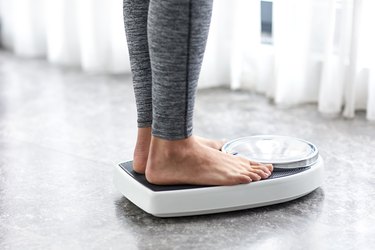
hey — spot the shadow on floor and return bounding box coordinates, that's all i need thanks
[113,188,325,249]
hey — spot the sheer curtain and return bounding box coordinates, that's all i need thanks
[0,0,130,73]
[0,0,374,120]
[231,0,375,120]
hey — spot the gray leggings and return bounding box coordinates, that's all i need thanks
[123,0,213,140]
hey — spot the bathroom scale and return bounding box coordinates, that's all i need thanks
[114,135,324,217]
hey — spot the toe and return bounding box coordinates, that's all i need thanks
[258,170,270,179]
[252,165,272,175]
[251,168,270,179]
[238,175,252,184]
[248,172,262,181]
[266,163,273,172]
[249,160,263,166]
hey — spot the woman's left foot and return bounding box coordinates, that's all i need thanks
[132,127,152,174]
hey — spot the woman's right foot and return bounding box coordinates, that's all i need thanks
[133,129,225,174]
[145,136,273,186]
[195,136,225,151]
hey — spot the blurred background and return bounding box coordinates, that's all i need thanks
[1,0,374,119]
[1,0,375,249]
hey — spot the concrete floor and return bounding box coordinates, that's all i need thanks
[0,51,374,250]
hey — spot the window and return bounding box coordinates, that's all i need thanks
[261,0,273,45]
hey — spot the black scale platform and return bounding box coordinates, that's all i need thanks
[119,161,310,192]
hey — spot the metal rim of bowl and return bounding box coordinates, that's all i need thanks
[221,135,319,169]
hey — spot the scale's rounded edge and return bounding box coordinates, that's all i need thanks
[113,161,158,215]
[143,156,324,217]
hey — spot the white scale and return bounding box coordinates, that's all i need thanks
[114,135,324,217]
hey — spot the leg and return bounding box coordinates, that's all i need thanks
[146,0,273,185]
[149,0,210,139]
[123,0,152,173]
[123,0,152,128]
[123,0,226,173]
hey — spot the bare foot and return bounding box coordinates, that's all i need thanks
[145,136,273,186]
[133,130,225,174]
[195,136,225,150]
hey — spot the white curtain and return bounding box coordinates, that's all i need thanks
[0,0,130,73]
[230,0,375,120]
[0,0,374,120]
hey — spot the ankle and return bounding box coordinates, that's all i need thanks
[136,127,151,143]
[145,136,197,184]
[149,136,195,158]
[132,127,151,174]
[134,127,151,155]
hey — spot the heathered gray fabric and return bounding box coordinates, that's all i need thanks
[123,0,213,139]
[123,0,152,128]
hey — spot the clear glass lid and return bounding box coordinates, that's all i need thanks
[221,135,319,169]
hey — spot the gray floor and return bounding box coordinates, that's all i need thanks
[0,51,374,250]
